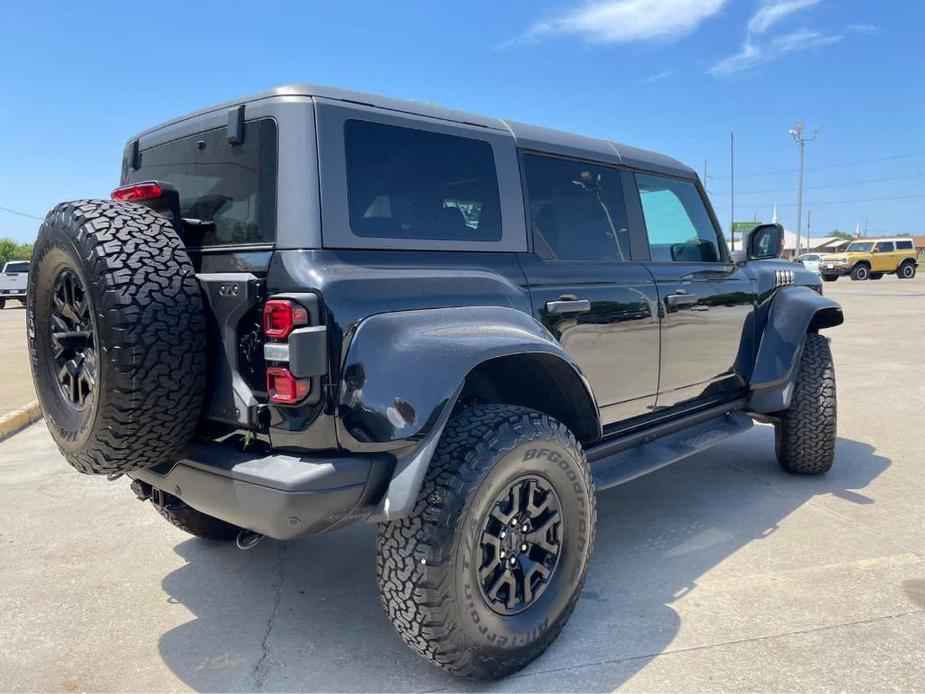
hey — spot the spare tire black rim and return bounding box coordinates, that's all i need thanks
[477,475,563,615]
[49,269,96,411]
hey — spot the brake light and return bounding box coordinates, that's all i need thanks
[263,300,309,339]
[266,367,311,404]
[111,182,164,202]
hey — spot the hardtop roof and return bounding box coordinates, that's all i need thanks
[133,83,696,179]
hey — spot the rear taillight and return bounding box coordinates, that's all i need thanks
[266,367,311,405]
[263,300,309,339]
[111,181,164,202]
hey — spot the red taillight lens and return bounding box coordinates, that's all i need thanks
[111,182,163,202]
[266,367,310,404]
[263,300,309,339]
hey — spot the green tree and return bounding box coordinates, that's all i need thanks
[0,238,34,266]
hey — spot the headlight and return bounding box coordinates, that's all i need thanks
[836,258,848,264]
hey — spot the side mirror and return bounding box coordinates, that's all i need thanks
[745,223,784,260]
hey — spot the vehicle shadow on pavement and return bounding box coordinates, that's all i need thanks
[156,425,889,692]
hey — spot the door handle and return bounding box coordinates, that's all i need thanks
[665,291,700,310]
[545,298,592,315]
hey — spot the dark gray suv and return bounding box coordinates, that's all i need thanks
[27,84,843,679]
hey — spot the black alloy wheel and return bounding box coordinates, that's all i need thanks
[477,476,563,615]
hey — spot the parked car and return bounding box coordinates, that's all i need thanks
[797,253,822,274]
[820,238,918,281]
[26,84,843,680]
[0,260,30,309]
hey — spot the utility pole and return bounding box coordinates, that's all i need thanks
[730,132,735,250]
[807,208,812,251]
[789,123,821,255]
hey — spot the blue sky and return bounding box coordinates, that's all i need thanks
[1,0,922,243]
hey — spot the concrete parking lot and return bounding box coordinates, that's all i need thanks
[0,304,33,418]
[1,277,924,692]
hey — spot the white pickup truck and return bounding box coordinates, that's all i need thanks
[0,260,29,309]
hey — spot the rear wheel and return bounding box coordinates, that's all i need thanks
[898,261,917,279]
[850,264,869,281]
[0,298,5,309]
[28,200,207,475]
[774,334,837,475]
[376,404,596,680]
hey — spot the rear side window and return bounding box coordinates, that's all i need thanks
[897,240,914,250]
[522,154,629,261]
[636,174,720,263]
[875,241,894,252]
[129,119,278,247]
[344,120,501,242]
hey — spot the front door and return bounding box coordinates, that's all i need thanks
[519,153,660,425]
[633,172,757,410]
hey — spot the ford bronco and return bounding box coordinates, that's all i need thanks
[27,84,843,680]
[820,237,918,281]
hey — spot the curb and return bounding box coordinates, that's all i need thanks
[0,400,43,443]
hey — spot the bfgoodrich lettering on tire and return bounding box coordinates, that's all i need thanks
[27,200,206,475]
[376,404,596,680]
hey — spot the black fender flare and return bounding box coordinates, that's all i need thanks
[335,305,600,520]
[748,286,843,413]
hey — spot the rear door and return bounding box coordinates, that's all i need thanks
[518,153,660,424]
[872,241,895,273]
[631,172,756,410]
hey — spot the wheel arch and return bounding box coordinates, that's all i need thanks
[748,286,843,414]
[337,305,601,521]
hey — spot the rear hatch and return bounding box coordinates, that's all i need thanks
[121,119,280,432]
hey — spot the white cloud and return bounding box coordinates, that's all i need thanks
[710,28,842,76]
[643,69,675,83]
[519,0,730,44]
[710,0,839,76]
[747,0,822,34]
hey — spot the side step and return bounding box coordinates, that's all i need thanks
[587,409,753,490]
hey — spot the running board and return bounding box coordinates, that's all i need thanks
[587,409,752,490]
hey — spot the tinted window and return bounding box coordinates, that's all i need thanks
[847,242,873,252]
[129,119,278,247]
[875,242,894,252]
[636,174,720,263]
[522,154,629,261]
[4,261,29,273]
[897,240,914,250]
[344,120,501,242]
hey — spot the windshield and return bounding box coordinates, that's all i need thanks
[846,242,873,253]
[799,255,820,261]
[3,261,29,273]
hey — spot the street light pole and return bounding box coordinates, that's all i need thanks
[789,123,821,255]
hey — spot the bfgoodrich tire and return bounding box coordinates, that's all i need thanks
[774,334,837,474]
[28,200,206,475]
[376,405,596,680]
[850,264,869,281]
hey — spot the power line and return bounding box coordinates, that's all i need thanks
[710,171,925,196]
[744,192,925,209]
[0,205,44,221]
[711,151,925,180]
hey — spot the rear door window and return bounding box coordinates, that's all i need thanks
[344,120,501,242]
[522,154,630,262]
[128,119,278,247]
[636,174,721,263]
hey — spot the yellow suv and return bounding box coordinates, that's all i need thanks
[820,238,918,282]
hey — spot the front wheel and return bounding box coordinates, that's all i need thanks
[850,265,869,281]
[774,334,837,474]
[376,405,596,680]
[898,261,917,279]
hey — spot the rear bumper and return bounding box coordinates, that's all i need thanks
[0,290,25,299]
[131,438,393,540]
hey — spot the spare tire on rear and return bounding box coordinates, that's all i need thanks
[28,200,206,475]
